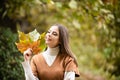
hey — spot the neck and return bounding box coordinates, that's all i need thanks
[46,46,59,56]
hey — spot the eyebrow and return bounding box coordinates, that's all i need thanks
[49,30,59,34]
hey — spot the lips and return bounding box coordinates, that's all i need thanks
[46,37,52,42]
[46,39,51,41]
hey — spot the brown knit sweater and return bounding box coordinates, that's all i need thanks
[30,53,80,80]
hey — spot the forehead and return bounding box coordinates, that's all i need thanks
[49,26,59,32]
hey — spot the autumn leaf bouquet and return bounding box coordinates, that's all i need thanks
[15,29,46,54]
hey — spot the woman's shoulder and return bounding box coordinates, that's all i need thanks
[60,53,74,62]
[65,55,74,62]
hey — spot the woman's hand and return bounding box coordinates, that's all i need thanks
[23,48,33,61]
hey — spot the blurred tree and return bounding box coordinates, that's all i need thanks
[0,27,24,80]
[101,0,120,76]
[0,0,120,79]
[80,0,120,77]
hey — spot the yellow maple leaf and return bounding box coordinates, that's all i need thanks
[15,29,46,54]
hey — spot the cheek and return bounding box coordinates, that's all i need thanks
[45,34,49,39]
[45,33,48,37]
[54,37,59,43]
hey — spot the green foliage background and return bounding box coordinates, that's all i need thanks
[0,28,24,80]
[0,0,120,80]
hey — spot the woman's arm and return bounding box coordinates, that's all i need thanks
[64,56,80,80]
[22,61,39,80]
[22,48,39,80]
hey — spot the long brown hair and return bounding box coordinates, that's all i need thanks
[53,24,78,66]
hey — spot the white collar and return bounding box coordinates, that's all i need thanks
[45,46,59,56]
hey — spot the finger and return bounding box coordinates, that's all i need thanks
[24,49,30,55]
[28,48,33,54]
[26,53,29,56]
[25,48,33,55]
[24,53,30,61]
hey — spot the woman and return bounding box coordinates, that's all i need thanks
[22,24,80,80]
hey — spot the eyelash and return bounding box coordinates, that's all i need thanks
[53,33,57,36]
[47,31,58,36]
[47,31,50,33]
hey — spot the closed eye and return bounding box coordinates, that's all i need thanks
[53,32,58,36]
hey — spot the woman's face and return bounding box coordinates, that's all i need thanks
[45,26,60,48]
